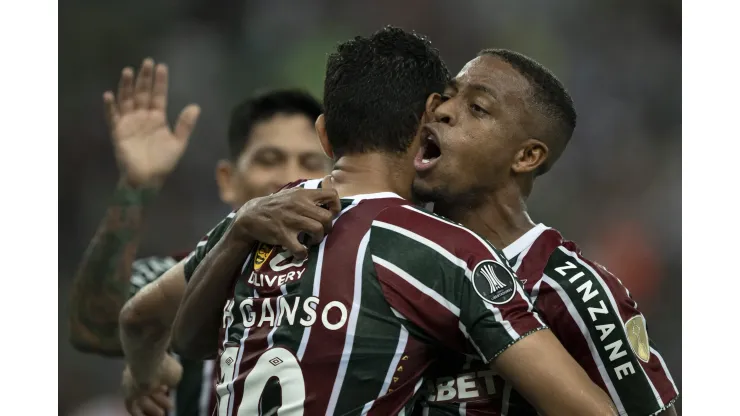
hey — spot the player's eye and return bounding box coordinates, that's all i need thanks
[470,103,489,115]
[255,151,283,166]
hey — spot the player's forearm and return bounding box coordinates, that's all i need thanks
[172,229,255,360]
[120,310,171,386]
[493,330,617,416]
[68,181,157,355]
[119,266,184,387]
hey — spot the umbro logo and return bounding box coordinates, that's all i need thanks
[269,357,283,366]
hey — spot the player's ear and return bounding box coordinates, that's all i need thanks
[315,114,334,159]
[512,138,548,174]
[215,159,237,205]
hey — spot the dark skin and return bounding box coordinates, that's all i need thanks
[413,54,677,416]
[412,54,544,248]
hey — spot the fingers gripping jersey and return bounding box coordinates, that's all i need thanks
[129,253,216,416]
[184,179,546,416]
[419,226,679,416]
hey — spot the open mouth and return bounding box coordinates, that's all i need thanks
[414,128,442,172]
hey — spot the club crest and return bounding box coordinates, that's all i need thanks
[253,243,275,271]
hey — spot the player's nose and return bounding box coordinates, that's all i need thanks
[432,96,455,126]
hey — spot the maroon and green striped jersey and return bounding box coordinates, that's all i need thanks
[416,224,679,416]
[129,254,217,416]
[183,179,547,416]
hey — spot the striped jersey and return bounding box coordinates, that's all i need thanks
[129,254,217,416]
[416,224,679,416]
[182,179,547,416]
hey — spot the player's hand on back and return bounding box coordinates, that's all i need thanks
[104,58,201,189]
[121,353,182,416]
[228,176,342,259]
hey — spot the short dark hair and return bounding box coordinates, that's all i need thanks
[478,49,576,175]
[227,89,323,159]
[323,26,450,157]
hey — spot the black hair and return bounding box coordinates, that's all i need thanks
[478,49,576,175]
[323,26,450,158]
[227,89,323,159]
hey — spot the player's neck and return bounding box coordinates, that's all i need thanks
[444,186,536,250]
[330,153,414,200]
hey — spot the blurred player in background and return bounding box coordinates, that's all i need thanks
[409,50,679,415]
[67,58,330,416]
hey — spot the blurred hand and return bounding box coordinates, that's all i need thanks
[122,354,182,416]
[104,58,201,189]
[229,176,342,258]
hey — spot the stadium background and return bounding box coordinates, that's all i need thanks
[58,1,681,414]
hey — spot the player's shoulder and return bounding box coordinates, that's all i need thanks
[373,204,469,241]
[535,235,636,308]
[372,204,507,264]
[277,178,322,192]
[542,239,619,286]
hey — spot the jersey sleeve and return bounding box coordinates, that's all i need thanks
[128,255,180,298]
[183,211,237,282]
[368,204,547,363]
[536,244,679,415]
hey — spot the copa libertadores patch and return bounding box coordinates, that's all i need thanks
[471,260,517,305]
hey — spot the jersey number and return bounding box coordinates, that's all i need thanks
[217,346,306,416]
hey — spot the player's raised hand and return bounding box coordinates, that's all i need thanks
[104,58,201,189]
[229,176,341,258]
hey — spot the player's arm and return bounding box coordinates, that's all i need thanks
[68,58,199,356]
[172,184,340,359]
[171,212,253,360]
[119,260,186,390]
[369,206,617,416]
[492,330,617,415]
[68,182,157,356]
[534,246,679,415]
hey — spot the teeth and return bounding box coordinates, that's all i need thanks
[422,158,431,164]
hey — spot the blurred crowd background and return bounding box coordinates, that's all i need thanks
[59,0,681,414]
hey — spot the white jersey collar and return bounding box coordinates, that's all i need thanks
[503,223,549,260]
[303,179,404,201]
